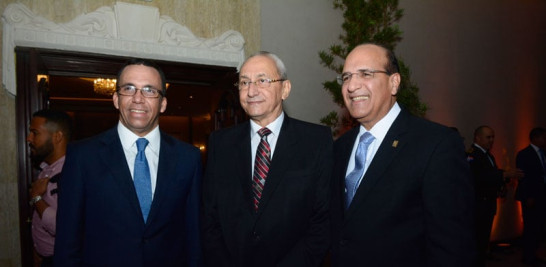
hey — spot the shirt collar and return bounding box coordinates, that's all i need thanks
[473,143,488,153]
[250,112,284,139]
[117,122,161,155]
[360,102,401,140]
[39,156,66,172]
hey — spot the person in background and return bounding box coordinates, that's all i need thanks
[27,109,72,267]
[467,125,523,266]
[54,58,202,266]
[330,43,475,266]
[515,127,546,265]
[202,51,333,266]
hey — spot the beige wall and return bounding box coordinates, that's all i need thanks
[0,0,260,266]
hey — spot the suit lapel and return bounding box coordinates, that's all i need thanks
[345,111,409,220]
[147,131,175,225]
[99,128,144,223]
[255,117,297,216]
[235,122,254,213]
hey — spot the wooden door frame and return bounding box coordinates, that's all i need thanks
[16,48,44,267]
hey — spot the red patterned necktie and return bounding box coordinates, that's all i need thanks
[252,127,272,211]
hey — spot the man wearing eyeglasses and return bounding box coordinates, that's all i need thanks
[202,51,333,267]
[54,59,202,266]
[330,43,475,266]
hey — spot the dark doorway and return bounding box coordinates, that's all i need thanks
[16,47,244,267]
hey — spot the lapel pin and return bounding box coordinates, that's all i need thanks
[392,140,399,148]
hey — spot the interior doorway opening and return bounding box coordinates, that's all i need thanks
[16,47,245,267]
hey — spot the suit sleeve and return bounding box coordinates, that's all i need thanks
[53,144,85,267]
[423,131,476,266]
[278,129,334,267]
[469,150,503,195]
[186,150,203,267]
[201,132,232,267]
[516,149,542,200]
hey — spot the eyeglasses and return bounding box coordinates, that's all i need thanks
[337,69,390,85]
[234,78,285,90]
[117,85,164,98]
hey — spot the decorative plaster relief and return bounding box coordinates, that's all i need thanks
[1,2,245,96]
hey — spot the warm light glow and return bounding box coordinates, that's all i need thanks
[36,74,48,82]
[199,145,205,151]
[93,78,117,95]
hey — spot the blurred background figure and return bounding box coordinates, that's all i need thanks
[467,125,523,267]
[515,127,546,265]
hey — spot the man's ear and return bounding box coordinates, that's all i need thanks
[160,97,167,113]
[281,80,291,100]
[52,130,64,144]
[390,73,401,95]
[113,93,120,110]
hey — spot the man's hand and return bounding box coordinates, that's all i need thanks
[30,177,50,199]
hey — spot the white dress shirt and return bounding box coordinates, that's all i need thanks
[250,112,284,176]
[345,103,401,188]
[118,123,161,198]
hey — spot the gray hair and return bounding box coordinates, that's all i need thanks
[239,51,288,80]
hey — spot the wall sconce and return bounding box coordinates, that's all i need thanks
[93,78,117,95]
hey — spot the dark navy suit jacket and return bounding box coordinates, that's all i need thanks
[515,145,546,201]
[330,109,475,266]
[54,127,202,267]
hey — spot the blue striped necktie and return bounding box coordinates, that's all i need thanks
[345,132,375,209]
[134,138,152,222]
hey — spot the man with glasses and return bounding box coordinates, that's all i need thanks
[55,58,202,266]
[202,51,333,266]
[330,43,475,266]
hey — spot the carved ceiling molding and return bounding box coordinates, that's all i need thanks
[1,2,245,96]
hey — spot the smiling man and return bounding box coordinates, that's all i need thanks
[202,51,333,267]
[330,43,475,266]
[54,58,202,267]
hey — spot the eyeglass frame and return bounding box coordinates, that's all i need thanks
[234,78,286,90]
[337,69,391,85]
[116,84,165,98]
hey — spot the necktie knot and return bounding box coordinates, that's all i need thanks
[136,138,149,153]
[258,127,272,138]
[360,131,375,145]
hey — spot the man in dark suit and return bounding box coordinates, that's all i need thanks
[330,43,475,266]
[54,59,202,266]
[202,51,333,267]
[515,127,546,265]
[467,125,522,266]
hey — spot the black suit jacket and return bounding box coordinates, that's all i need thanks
[330,109,475,266]
[515,145,546,201]
[202,116,333,267]
[467,144,504,202]
[54,127,202,267]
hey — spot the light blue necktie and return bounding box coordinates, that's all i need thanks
[134,138,152,222]
[345,132,375,209]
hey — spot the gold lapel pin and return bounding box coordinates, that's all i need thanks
[392,140,399,148]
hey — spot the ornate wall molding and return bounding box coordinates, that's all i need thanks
[1,2,245,96]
